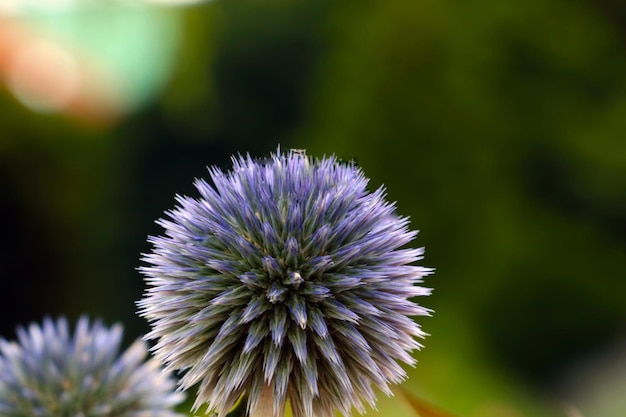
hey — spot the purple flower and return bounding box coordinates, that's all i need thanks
[0,316,184,417]
[138,149,433,417]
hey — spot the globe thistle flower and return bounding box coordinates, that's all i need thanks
[138,149,433,417]
[0,316,185,417]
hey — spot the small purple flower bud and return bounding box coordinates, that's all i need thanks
[0,317,184,417]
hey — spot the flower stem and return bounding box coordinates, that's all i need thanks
[249,383,284,417]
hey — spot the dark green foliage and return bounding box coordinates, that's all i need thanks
[1,0,625,415]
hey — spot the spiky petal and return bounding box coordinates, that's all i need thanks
[138,148,433,417]
[0,316,185,417]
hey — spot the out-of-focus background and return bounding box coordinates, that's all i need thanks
[1,1,625,416]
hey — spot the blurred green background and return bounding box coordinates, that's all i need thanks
[1,1,625,416]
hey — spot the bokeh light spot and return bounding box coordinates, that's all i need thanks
[7,39,80,113]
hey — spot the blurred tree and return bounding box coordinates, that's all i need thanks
[294,0,626,414]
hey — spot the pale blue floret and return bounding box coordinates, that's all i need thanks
[0,316,184,417]
[139,149,433,417]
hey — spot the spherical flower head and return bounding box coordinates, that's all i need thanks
[138,149,433,417]
[0,316,185,417]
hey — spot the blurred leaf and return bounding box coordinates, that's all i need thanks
[226,396,247,417]
[399,388,460,417]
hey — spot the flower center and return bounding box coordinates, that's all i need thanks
[284,270,304,287]
[266,269,304,304]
